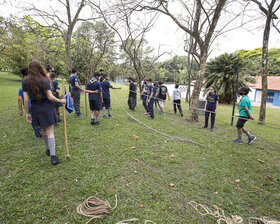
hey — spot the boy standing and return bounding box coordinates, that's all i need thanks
[232,86,256,144]
[141,78,149,114]
[101,74,121,118]
[156,81,170,115]
[172,84,183,116]
[128,77,136,111]
[69,68,86,117]
[147,79,156,120]
[86,72,103,125]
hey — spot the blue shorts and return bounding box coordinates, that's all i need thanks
[90,100,102,111]
[102,98,111,109]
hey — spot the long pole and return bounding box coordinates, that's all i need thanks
[231,66,240,126]
[85,78,88,117]
[62,82,70,159]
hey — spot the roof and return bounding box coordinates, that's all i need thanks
[247,76,280,91]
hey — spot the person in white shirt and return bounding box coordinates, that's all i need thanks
[172,83,183,116]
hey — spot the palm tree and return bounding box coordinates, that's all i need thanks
[204,53,253,104]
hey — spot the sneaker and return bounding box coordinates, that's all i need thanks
[103,115,107,118]
[94,121,101,125]
[45,149,50,156]
[77,113,83,117]
[248,136,256,145]
[210,128,214,132]
[149,117,154,120]
[173,111,176,114]
[51,155,61,165]
[180,113,183,117]
[91,118,95,125]
[108,115,112,118]
[202,126,207,129]
[144,112,149,115]
[232,139,242,144]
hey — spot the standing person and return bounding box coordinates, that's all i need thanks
[101,74,121,118]
[147,79,156,120]
[203,86,219,131]
[134,82,138,107]
[232,86,256,144]
[99,69,104,76]
[172,83,183,117]
[156,81,170,115]
[154,82,160,110]
[141,78,149,114]
[128,77,136,111]
[86,72,103,125]
[50,72,62,122]
[18,67,42,138]
[46,64,53,78]
[22,60,66,165]
[69,68,87,117]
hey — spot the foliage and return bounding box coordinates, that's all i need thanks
[205,53,254,104]
[237,48,280,76]
[72,21,116,83]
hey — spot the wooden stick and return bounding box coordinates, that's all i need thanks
[62,82,70,160]
[85,79,88,117]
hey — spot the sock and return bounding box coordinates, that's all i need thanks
[91,113,95,119]
[48,138,56,156]
[43,135,49,149]
[108,109,111,116]
[244,130,253,139]
[96,116,99,122]
[238,132,242,141]
[103,109,106,116]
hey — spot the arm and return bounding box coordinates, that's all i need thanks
[243,106,254,120]
[167,91,170,101]
[46,90,66,104]
[215,101,219,112]
[86,90,98,93]
[23,92,32,123]
[148,92,154,102]
[99,91,103,103]
[112,87,121,89]
[18,96,23,116]
[75,82,86,92]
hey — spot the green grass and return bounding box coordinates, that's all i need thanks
[0,72,279,223]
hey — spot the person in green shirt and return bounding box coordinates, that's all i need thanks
[232,86,256,144]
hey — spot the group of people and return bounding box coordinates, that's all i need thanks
[126,78,256,144]
[19,61,257,165]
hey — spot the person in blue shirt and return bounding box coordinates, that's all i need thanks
[128,77,136,111]
[147,79,156,120]
[141,78,149,114]
[18,67,42,138]
[50,72,62,122]
[22,60,66,165]
[86,72,103,125]
[203,86,219,131]
[100,74,121,118]
[68,68,87,117]
[233,86,256,144]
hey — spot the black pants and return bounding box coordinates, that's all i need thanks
[128,97,136,111]
[204,105,216,129]
[71,90,81,115]
[142,95,149,112]
[173,100,182,114]
[148,98,155,119]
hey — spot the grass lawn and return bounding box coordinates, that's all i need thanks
[0,72,279,223]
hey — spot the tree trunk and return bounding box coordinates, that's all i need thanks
[190,52,207,122]
[259,0,276,123]
[65,32,73,72]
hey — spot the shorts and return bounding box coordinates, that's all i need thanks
[90,100,102,111]
[31,100,57,127]
[236,116,248,128]
[158,99,165,108]
[102,98,111,109]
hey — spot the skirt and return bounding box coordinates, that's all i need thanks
[31,100,58,127]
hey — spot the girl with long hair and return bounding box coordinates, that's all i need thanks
[22,60,66,165]
[203,86,219,131]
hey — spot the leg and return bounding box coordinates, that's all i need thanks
[210,111,216,129]
[204,111,209,128]
[102,106,106,117]
[177,101,183,116]
[131,97,136,111]
[149,99,154,119]
[173,101,177,113]
[242,127,256,144]
[72,91,81,116]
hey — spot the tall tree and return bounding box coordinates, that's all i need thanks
[135,0,243,121]
[247,0,280,123]
[26,0,91,72]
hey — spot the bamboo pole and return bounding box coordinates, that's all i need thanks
[62,82,70,160]
[85,78,88,117]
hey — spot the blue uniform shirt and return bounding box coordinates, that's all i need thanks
[148,85,156,97]
[18,88,31,108]
[206,93,219,107]
[86,78,102,101]
[22,78,52,102]
[69,74,81,91]
[101,80,113,99]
